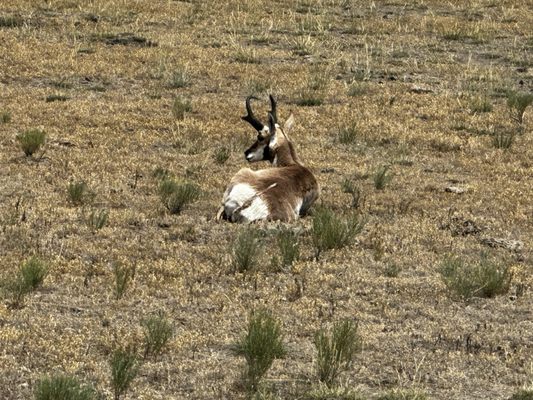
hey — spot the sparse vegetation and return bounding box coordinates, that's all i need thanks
[510,389,533,400]
[86,209,109,231]
[232,228,262,273]
[110,347,140,400]
[376,389,429,400]
[213,146,231,165]
[3,257,47,308]
[469,96,493,114]
[341,179,362,209]
[492,131,515,149]
[314,319,362,387]
[16,129,46,156]
[159,178,200,214]
[172,96,192,119]
[0,15,24,28]
[45,94,69,102]
[168,66,190,88]
[439,255,512,299]
[113,262,135,300]
[142,312,173,358]
[68,181,90,206]
[337,123,358,145]
[235,308,285,392]
[275,227,300,270]
[507,91,533,124]
[1,111,11,123]
[373,165,392,190]
[34,375,97,400]
[311,208,365,259]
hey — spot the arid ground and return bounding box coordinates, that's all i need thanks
[0,0,532,399]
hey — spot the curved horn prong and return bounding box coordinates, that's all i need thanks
[269,95,277,124]
[241,96,265,131]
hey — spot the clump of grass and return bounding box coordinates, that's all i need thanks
[68,181,91,206]
[16,129,46,157]
[232,228,262,273]
[373,165,392,190]
[377,389,429,400]
[113,262,135,300]
[0,15,24,28]
[341,179,362,209]
[168,67,190,88]
[213,146,231,165]
[291,34,316,56]
[347,82,369,97]
[142,312,173,358]
[234,46,261,64]
[159,178,200,214]
[439,255,512,300]
[469,96,493,114]
[311,208,365,259]
[296,70,329,106]
[337,123,358,145]
[314,319,362,387]
[152,166,171,181]
[172,96,192,120]
[34,375,97,400]
[20,257,48,290]
[492,131,515,149]
[1,111,11,123]
[86,209,109,231]
[510,389,533,400]
[507,91,533,124]
[235,308,285,392]
[45,94,69,102]
[110,347,139,400]
[3,257,48,308]
[275,228,300,270]
[383,263,401,278]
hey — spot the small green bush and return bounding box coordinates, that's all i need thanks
[296,89,325,106]
[172,96,192,120]
[373,165,392,190]
[276,228,300,270]
[0,15,24,28]
[113,262,135,300]
[110,347,139,400]
[235,308,285,392]
[1,111,11,123]
[68,181,91,206]
[507,91,533,124]
[159,179,200,214]
[311,208,365,259]
[20,257,48,291]
[232,228,262,273]
[469,96,492,114]
[314,320,362,387]
[17,129,46,156]
[341,179,362,209]
[142,312,173,358]
[337,124,358,145]
[492,131,515,149]
[439,255,511,299]
[46,94,69,102]
[87,209,109,231]
[168,67,190,88]
[213,146,231,165]
[510,389,533,400]
[34,375,97,400]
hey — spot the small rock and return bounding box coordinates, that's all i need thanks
[445,186,466,194]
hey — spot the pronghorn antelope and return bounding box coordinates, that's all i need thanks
[217,96,319,223]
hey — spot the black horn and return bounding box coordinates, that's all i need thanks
[268,94,277,124]
[241,96,265,131]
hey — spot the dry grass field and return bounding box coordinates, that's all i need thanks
[1,0,532,399]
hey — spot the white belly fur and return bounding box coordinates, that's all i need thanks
[225,183,269,222]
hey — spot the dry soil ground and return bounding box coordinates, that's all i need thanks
[0,0,532,399]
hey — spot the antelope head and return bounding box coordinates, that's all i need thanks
[242,95,277,163]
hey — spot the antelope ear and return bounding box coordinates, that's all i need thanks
[284,113,295,134]
[268,112,278,147]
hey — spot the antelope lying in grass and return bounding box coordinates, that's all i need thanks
[217,96,319,223]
